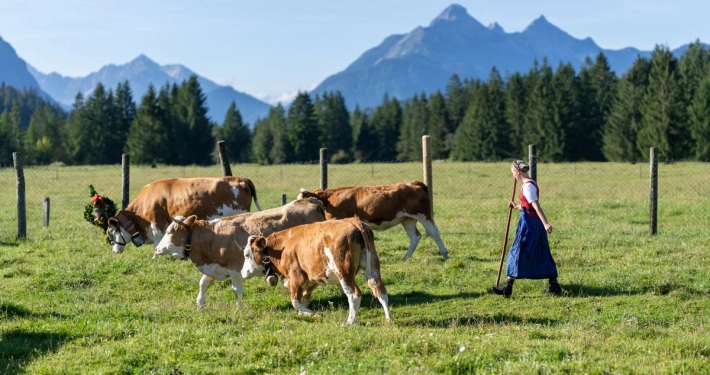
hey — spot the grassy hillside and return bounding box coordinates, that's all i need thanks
[1,162,709,374]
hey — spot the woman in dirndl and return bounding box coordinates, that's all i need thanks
[490,159,562,298]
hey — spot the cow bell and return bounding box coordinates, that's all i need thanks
[265,275,278,287]
[131,234,144,247]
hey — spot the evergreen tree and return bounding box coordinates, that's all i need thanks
[113,80,136,162]
[397,93,428,160]
[550,62,580,160]
[602,56,650,161]
[64,93,90,164]
[286,92,320,162]
[427,91,451,159]
[251,117,273,165]
[505,72,527,157]
[523,59,557,160]
[80,83,116,164]
[26,104,63,164]
[126,85,172,164]
[678,41,709,111]
[0,104,23,166]
[688,76,710,160]
[637,46,687,160]
[316,91,352,161]
[453,68,508,160]
[577,53,618,160]
[445,74,468,135]
[220,101,251,163]
[370,95,402,160]
[351,106,377,161]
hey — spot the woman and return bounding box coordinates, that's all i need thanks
[491,159,561,297]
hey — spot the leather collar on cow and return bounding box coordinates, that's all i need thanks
[115,211,144,247]
[182,229,193,261]
[172,217,194,261]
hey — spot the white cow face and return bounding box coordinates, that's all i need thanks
[154,215,194,259]
[241,235,267,279]
[106,219,131,254]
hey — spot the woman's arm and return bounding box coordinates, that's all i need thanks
[530,200,552,233]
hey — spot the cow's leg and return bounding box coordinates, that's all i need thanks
[289,272,313,316]
[365,277,393,323]
[197,274,214,308]
[300,284,319,308]
[401,218,422,260]
[416,215,449,259]
[228,269,245,309]
[340,276,362,325]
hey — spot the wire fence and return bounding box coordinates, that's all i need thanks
[1,155,709,241]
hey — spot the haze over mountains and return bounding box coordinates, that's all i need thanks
[0,3,702,122]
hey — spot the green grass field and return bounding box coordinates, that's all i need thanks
[1,162,709,374]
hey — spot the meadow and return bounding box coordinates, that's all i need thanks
[1,161,709,374]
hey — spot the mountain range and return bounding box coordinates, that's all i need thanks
[311,4,694,109]
[26,55,271,125]
[0,3,702,122]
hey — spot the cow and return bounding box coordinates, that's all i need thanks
[297,181,448,260]
[153,197,326,308]
[106,176,262,254]
[241,218,393,325]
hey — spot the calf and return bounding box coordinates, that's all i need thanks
[241,218,393,325]
[298,181,448,259]
[154,198,326,308]
[106,176,262,254]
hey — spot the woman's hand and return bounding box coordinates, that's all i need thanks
[544,223,553,234]
[509,201,518,210]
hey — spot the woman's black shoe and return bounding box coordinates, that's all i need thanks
[490,279,514,298]
[544,280,562,295]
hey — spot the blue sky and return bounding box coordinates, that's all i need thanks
[1,0,705,103]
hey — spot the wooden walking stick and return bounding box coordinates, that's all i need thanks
[495,178,518,287]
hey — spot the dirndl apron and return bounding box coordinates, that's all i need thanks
[506,182,558,279]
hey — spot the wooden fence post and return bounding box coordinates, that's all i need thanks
[217,140,233,176]
[528,144,537,182]
[422,135,433,219]
[282,194,287,206]
[649,147,658,235]
[122,154,130,209]
[14,152,26,240]
[320,148,328,190]
[43,197,50,228]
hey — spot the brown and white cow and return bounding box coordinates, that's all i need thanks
[297,181,448,260]
[106,176,262,254]
[241,218,393,325]
[153,198,326,308]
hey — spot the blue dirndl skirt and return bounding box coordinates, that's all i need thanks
[506,210,558,279]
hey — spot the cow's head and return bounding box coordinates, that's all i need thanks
[106,218,131,254]
[106,212,144,254]
[297,188,325,201]
[241,235,268,279]
[154,215,196,259]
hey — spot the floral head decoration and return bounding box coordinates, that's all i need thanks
[83,185,118,234]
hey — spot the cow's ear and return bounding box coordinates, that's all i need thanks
[254,236,267,251]
[184,215,197,226]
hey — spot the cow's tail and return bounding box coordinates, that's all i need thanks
[349,218,386,298]
[245,178,262,211]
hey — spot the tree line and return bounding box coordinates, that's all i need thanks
[2,43,710,167]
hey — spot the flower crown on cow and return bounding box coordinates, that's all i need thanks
[83,185,118,232]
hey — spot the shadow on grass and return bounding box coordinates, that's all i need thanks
[390,290,483,305]
[0,240,20,247]
[405,313,559,328]
[0,329,73,375]
[1,303,67,320]
[563,283,706,298]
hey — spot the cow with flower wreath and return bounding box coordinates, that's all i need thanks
[87,177,262,254]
